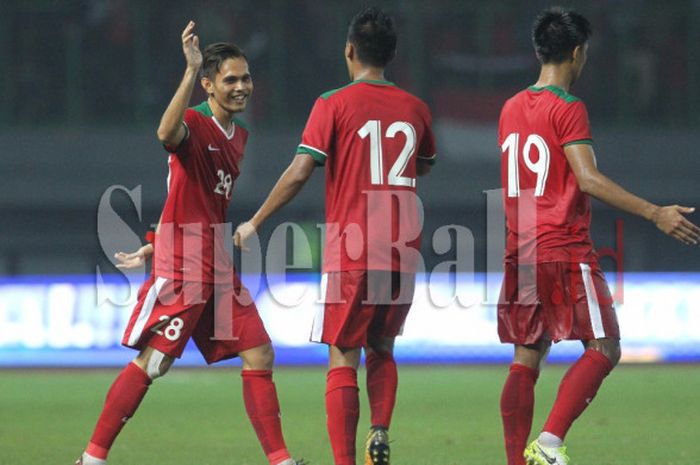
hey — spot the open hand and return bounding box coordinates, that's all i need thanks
[114,244,154,269]
[182,21,202,70]
[653,205,700,245]
[234,221,257,251]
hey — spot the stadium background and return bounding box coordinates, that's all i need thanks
[1,1,700,464]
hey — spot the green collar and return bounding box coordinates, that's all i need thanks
[321,79,396,99]
[191,101,249,131]
[528,85,580,103]
[352,78,396,86]
[192,100,215,118]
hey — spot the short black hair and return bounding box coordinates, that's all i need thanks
[200,43,247,80]
[532,7,591,64]
[347,7,397,68]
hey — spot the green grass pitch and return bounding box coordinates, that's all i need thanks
[2,365,698,464]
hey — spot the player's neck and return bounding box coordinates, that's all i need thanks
[207,97,235,131]
[352,67,387,82]
[534,65,574,92]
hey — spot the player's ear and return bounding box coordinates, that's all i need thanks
[345,42,354,61]
[572,44,584,63]
[200,76,213,95]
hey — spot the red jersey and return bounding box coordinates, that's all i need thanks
[297,80,436,272]
[498,85,595,264]
[155,101,249,283]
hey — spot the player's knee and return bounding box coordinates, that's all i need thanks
[513,341,551,370]
[329,345,362,370]
[366,335,395,355]
[134,348,175,380]
[604,341,621,367]
[587,338,621,367]
[240,343,275,370]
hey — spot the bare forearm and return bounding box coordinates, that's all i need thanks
[157,66,199,145]
[565,144,699,244]
[581,173,658,221]
[251,170,307,228]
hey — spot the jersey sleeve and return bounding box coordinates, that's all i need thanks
[163,109,200,156]
[416,106,437,165]
[557,101,592,147]
[296,97,334,166]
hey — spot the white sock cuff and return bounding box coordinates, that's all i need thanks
[538,431,563,448]
[82,452,107,465]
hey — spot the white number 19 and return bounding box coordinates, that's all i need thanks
[501,132,550,197]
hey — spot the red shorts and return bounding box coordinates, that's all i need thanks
[498,261,620,345]
[311,270,415,348]
[122,273,270,364]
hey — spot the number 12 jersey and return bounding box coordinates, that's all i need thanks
[297,79,436,273]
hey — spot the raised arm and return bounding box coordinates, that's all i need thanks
[234,154,317,250]
[156,21,203,148]
[565,143,700,245]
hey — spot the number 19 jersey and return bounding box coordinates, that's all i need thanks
[297,80,436,272]
[498,85,595,264]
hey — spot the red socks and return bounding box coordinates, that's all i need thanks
[241,370,290,465]
[366,352,398,429]
[86,362,152,459]
[543,349,613,440]
[501,364,539,465]
[327,355,395,465]
[326,367,360,465]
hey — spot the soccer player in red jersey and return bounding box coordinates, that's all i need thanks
[497,8,700,465]
[234,8,436,465]
[76,22,300,465]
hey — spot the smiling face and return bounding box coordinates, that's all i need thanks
[201,57,253,115]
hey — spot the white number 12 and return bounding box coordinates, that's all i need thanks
[501,132,550,197]
[358,120,416,187]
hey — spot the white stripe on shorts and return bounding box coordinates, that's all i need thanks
[309,273,328,343]
[580,263,605,339]
[128,277,168,346]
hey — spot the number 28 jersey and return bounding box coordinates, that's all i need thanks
[498,85,595,264]
[155,101,248,283]
[297,80,436,272]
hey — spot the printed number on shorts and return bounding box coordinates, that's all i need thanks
[358,120,417,187]
[214,169,233,199]
[154,316,184,341]
[501,132,550,197]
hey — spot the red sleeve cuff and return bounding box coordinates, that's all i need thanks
[145,231,156,244]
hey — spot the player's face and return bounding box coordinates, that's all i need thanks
[206,58,253,114]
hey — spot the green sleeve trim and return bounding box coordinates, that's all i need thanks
[563,139,593,147]
[417,154,437,166]
[297,145,326,166]
[162,122,190,154]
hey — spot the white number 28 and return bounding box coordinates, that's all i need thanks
[214,169,233,199]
